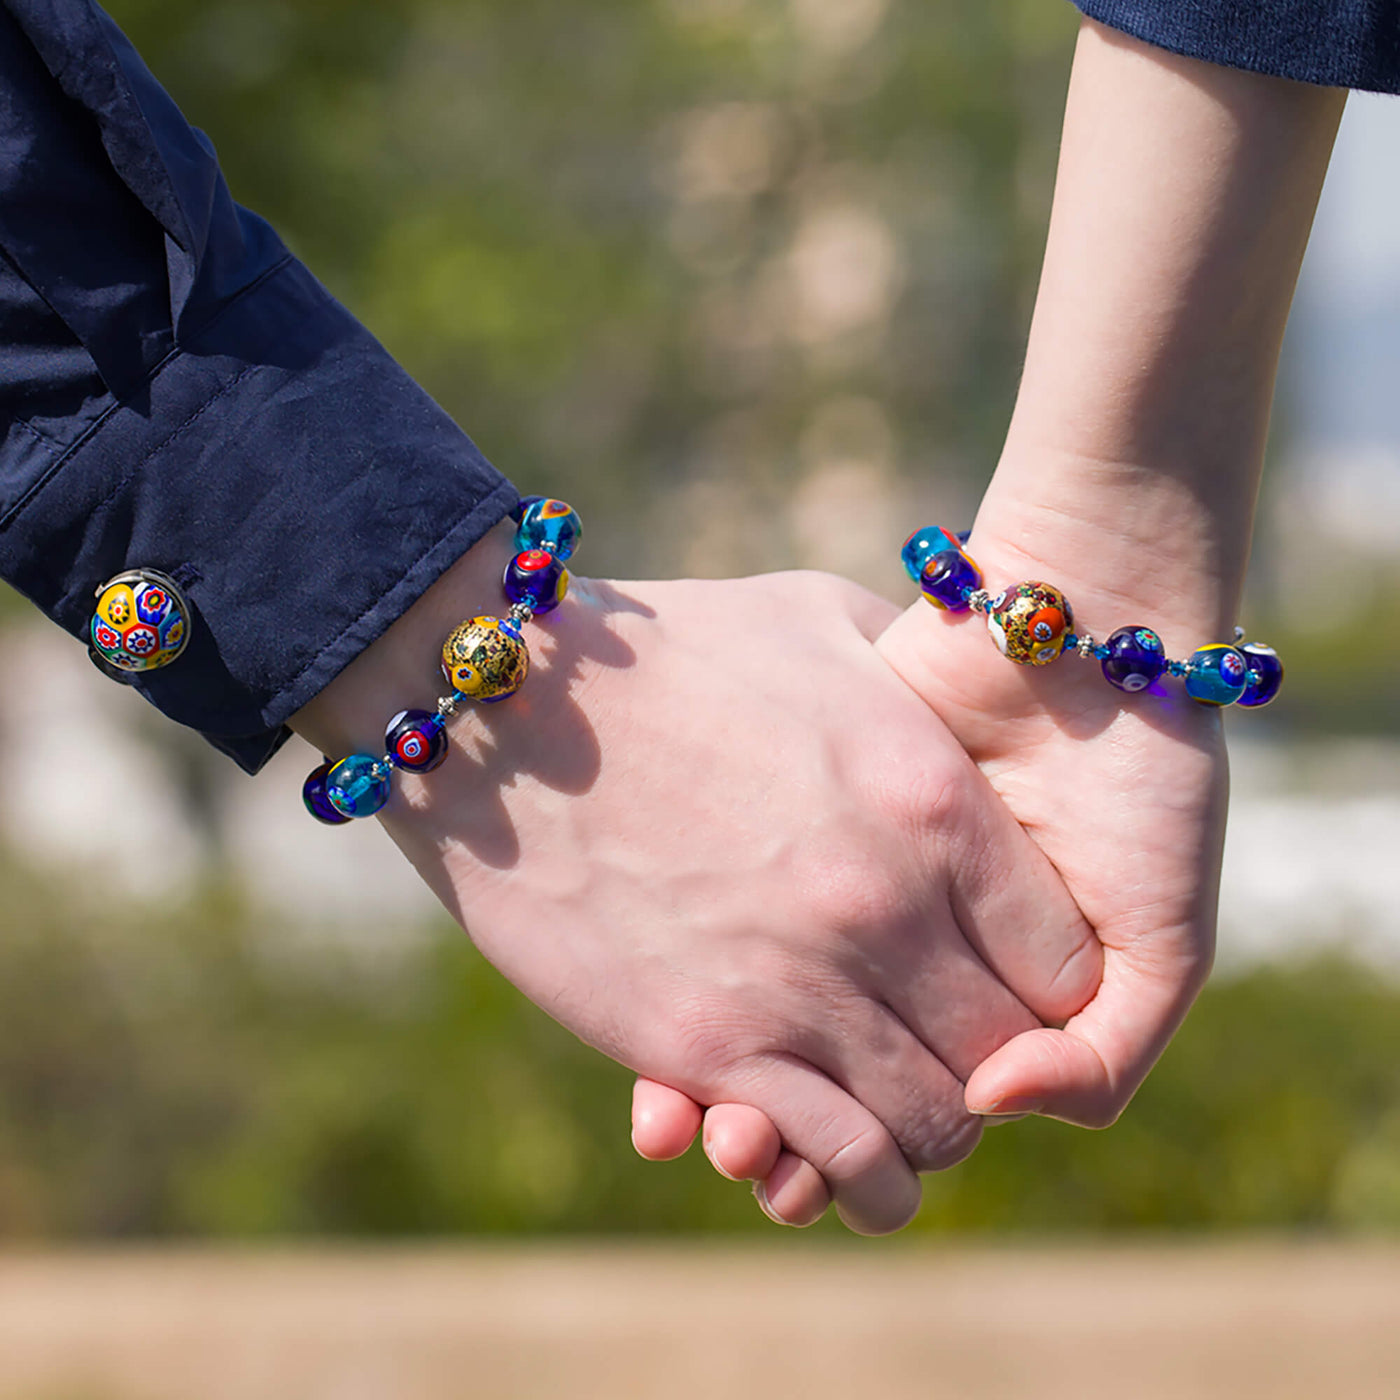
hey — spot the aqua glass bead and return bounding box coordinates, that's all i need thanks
[1183,644,1249,707]
[303,760,350,826]
[325,754,392,819]
[1237,643,1284,708]
[515,498,582,561]
[919,548,982,612]
[384,709,449,772]
[1101,626,1167,693]
[503,549,569,614]
[901,527,963,584]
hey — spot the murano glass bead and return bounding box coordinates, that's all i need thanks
[1183,644,1248,706]
[987,581,1073,665]
[920,548,982,612]
[515,498,582,561]
[1101,626,1167,693]
[901,526,963,584]
[1236,642,1284,708]
[89,569,191,675]
[303,760,350,825]
[384,709,449,772]
[325,754,391,819]
[441,616,530,700]
[503,549,569,614]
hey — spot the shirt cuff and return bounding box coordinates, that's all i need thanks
[0,255,516,774]
[1073,1,1400,95]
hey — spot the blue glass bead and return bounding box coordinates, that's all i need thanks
[515,498,582,561]
[303,760,350,826]
[901,526,963,584]
[1183,644,1249,707]
[503,549,570,614]
[919,548,983,612]
[1237,643,1284,708]
[384,709,449,772]
[1101,626,1167,694]
[325,754,392,819]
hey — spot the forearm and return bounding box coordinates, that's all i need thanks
[976,18,1344,637]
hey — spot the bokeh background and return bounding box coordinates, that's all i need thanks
[3,1,1400,1395]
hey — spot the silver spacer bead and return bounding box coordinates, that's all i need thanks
[966,588,992,614]
[508,602,535,625]
[1075,632,1098,658]
[437,694,458,718]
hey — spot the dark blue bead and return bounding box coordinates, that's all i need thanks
[515,498,582,561]
[1237,643,1284,708]
[919,548,982,612]
[503,549,569,614]
[511,494,545,523]
[900,526,962,584]
[384,709,449,772]
[1101,626,1167,693]
[303,760,350,825]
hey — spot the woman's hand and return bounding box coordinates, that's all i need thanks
[632,504,1232,1224]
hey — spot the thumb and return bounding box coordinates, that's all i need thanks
[964,941,1209,1127]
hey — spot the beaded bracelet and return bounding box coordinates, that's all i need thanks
[901,526,1283,708]
[302,497,583,825]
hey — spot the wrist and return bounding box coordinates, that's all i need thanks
[970,443,1251,651]
[290,518,524,760]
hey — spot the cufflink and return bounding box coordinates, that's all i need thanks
[88,568,191,683]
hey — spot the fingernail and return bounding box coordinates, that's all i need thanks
[753,1181,790,1227]
[968,1096,1043,1117]
[703,1136,740,1182]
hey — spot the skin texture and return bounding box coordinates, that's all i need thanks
[292,521,1102,1236]
[631,19,1345,1224]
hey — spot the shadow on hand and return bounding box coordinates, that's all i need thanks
[409,577,653,870]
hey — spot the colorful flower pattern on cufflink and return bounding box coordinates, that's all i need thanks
[89,569,191,678]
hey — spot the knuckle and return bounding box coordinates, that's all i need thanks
[801,851,911,940]
[663,1000,756,1079]
[909,1108,984,1173]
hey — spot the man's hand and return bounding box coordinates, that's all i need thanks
[293,522,1100,1235]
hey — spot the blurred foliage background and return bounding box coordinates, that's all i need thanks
[0,0,1395,1242]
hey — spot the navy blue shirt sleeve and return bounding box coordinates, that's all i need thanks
[0,0,516,774]
[1075,1,1400,94]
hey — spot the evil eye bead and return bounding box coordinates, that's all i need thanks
[503,549,569,615]
[88,568,192,678]
[987,581,1073,665]
[441,616,530,700]
[1237,643,1284,709]
[515,498,582,561]
[384,709,449,772]
[901,526,964,584]
[324,754,392,819]
[303,760,351,825]
[1184,644,1249,707]
[1101,626,1167,694]
[919,548,982,613]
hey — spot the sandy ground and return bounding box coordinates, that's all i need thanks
[0,1242,1396,1400]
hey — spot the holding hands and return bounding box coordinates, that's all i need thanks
[292,19,1343,1232]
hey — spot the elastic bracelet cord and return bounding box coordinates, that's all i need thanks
[302,497,582,825]
[901,526,1283,708]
